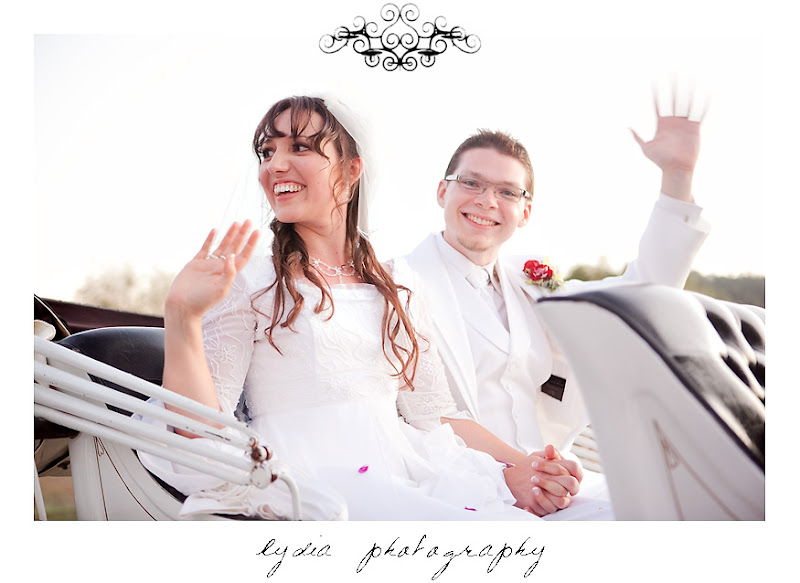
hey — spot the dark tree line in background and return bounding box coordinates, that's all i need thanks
[566,260,765,308]
[71,260,765,317]
[73,264,174,316]
[684,271,765,308]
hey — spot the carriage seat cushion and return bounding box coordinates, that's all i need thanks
[55,326,250,422]
[57,326,165,414]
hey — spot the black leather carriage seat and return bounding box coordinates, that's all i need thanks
[58,326,166,416]
[539,284,765,471]
[55,326,251,420]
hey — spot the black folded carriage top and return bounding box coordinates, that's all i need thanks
[541,284,764,468]
[534,283,765,520]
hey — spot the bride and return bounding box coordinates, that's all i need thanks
[138,95,574,520]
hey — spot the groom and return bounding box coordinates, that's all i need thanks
[405,94,710,517]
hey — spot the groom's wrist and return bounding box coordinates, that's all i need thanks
[660,169,695,203]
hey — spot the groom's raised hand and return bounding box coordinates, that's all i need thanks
[631,84,706,203]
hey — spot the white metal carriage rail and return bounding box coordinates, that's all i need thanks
[33,335,301,520]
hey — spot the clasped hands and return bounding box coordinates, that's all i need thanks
[504,444,583,517]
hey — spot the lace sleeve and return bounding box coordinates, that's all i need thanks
[392,259,472,430]
[202,269,259,416]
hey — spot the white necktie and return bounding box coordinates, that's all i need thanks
[467,267,509,330]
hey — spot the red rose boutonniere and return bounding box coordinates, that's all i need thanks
[523,258,564,291]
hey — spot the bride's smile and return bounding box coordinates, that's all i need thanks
[258,108,344,229]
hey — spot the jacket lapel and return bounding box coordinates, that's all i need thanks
[406,235,481,416]
[497,258,553,385]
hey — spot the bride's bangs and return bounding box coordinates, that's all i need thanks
[253,96,350,164]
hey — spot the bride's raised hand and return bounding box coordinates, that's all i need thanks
[165,220,260,320]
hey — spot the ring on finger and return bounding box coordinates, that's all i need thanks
[207,253,226,260]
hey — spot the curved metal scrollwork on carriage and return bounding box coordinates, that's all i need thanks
[319,3,481,71]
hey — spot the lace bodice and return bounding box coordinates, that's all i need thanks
[201,256,461,429]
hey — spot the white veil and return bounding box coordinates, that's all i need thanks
[315,93,377,238]
[213,92,379,251]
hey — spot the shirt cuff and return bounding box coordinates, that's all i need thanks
[655,192,704,225]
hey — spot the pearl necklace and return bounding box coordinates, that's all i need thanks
[310,256,359,284]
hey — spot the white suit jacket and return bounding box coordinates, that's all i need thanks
[404,194,710,454]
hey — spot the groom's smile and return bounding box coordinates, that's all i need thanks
[463,212,499,227]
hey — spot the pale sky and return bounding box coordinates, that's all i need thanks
[12,0,797,580]
[32,7,769,301]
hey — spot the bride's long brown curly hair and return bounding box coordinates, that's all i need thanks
[251,96,420,389]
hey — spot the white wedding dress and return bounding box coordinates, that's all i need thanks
[138,256,537,521]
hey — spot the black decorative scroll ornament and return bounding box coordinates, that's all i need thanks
[319,3,480,71]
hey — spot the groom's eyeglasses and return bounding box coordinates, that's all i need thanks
[444,175,531,202]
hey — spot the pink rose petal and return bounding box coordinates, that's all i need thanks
[358,465,369,474]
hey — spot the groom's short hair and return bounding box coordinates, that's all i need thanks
[444,130,534,195]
